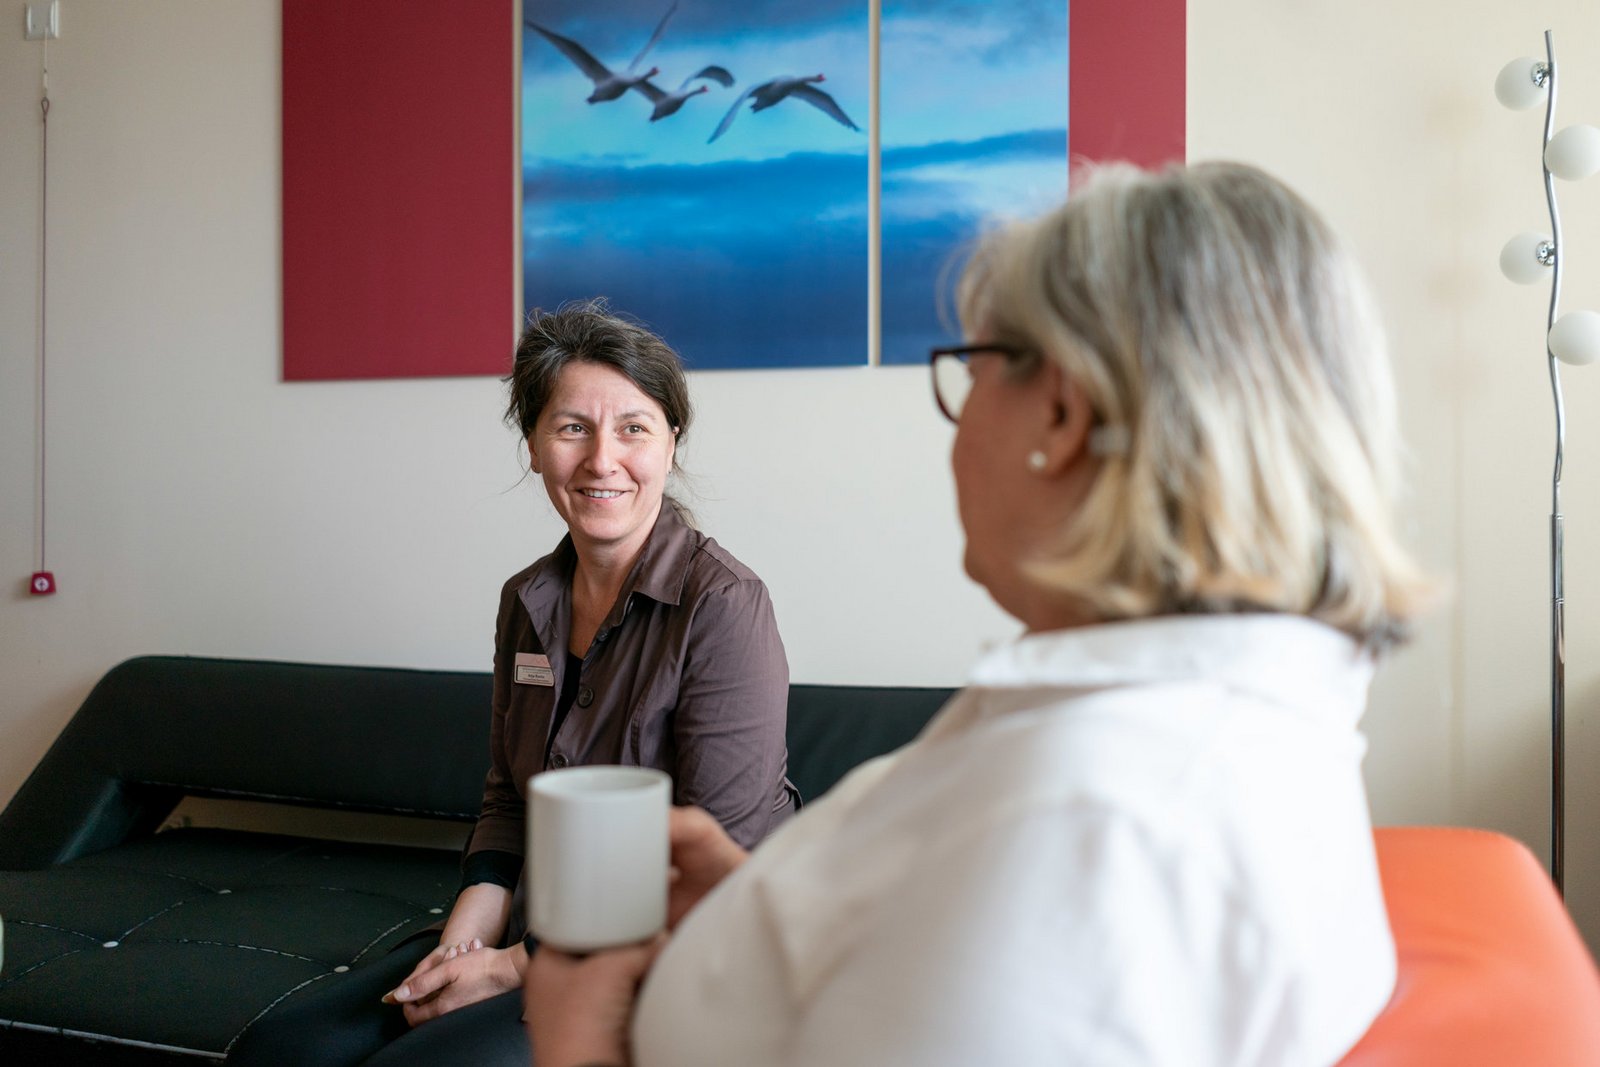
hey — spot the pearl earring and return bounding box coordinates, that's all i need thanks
[1027,450,1047,472]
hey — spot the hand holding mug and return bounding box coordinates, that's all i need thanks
[666,806,749,929]
[524,936,664,1067]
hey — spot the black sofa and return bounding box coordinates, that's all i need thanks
[0,655,953,1064]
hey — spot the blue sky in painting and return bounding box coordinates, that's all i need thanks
[520,0,1067,369]
[879,0,1068,361]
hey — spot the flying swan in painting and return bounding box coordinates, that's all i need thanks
[526,1,680,104]
[708,74,861,143]
[638,65,735,121]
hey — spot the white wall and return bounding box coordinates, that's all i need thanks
[5,0,1600,950]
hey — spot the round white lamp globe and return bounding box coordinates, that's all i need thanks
[1545,125,1600,181]
[1497,57,1548,110]
[1549,310,1600,366]
[1500,232,1554,285]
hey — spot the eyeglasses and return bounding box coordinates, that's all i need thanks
[929,343,1133,456]
[929,343,1028,424]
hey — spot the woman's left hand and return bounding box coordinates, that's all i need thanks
[524,938,665,1067]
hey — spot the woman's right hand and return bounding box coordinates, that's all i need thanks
[667,805,749,928]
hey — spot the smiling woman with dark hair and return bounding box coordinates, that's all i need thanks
[228,300,796,1067]
[381,299,797,1057]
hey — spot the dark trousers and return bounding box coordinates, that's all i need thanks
[360,988,527,1066]
[225,940,530,1067]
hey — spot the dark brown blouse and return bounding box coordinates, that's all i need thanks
[464,505,796,905]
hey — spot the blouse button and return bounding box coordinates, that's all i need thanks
[551,752,570,769]
[577,686,594,708]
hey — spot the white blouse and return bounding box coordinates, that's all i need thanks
[631,615,1396,1067]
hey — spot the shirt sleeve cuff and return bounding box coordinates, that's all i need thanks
[460,848,522,891]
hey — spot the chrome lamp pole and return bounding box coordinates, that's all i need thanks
[1496,30,1600,896]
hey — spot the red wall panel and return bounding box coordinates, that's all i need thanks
[282,1,516,381]
[1071,0,1186,169]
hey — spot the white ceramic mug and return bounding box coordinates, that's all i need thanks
[526,765,671,953]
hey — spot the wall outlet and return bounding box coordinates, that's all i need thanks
[24,2,60,41]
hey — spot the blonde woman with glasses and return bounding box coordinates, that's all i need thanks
[521,161,1432,1067]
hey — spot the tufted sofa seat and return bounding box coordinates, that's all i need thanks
[0,656,949,1064]
[0,656,500,1064]
[0,829,458,1062]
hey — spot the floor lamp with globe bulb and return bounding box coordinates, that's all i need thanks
[1496,30,1600,896]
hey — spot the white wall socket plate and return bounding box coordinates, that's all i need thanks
[25,1,60,41]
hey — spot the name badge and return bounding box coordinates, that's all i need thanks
[514,652,555,687]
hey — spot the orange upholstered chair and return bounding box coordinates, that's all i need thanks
[1339,827,1600,1066]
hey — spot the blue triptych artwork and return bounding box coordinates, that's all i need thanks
[521,0,1068,370]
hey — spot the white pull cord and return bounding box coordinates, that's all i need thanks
[36,40,50,576]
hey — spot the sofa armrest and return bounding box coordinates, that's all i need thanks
[1339,826,1600,1065]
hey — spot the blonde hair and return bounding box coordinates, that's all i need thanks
[957,161,1431,649]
